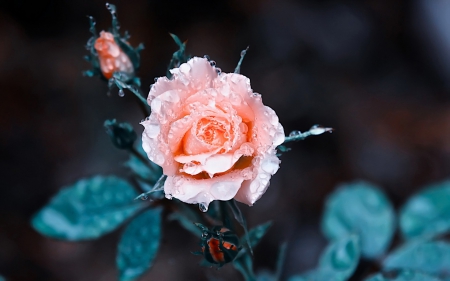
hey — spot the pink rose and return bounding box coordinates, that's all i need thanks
[141,57,284,208]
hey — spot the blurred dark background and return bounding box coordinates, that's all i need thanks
[1,0,450,280]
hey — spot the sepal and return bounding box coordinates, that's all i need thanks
[104,119,137,150]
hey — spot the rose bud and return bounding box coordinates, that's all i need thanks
[94,31,134,79]
[104,119,137,150]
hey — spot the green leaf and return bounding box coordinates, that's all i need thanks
[364,270,442,281]
[322,181,395,258]
[383,240,450,276]
[117,208,162,281]
[288,235,360,281]
[400,180,450,240]
[32,176,142,240]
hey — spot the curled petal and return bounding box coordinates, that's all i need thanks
[234,151,280,206]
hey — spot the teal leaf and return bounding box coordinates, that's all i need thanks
[233,253,257,281]
[32,176,142,240]
[364,270,442,281]
[117,208,162,281]
[104,119,137,150]
[168,199,205,236]
[166,33,189,78]
[168,211,202,237]
[241,221,272,250]
[383,240,450,276]
[125,142,162,185]
[233,222,272,281]
[400,180,450,240]
[288,272,322,281]
[256,271,276,281]
[275,242,288,280]
[322,181,395,258]
[288,235,360,281]
[318,234,360,280]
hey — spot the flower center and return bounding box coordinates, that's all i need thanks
[196,117,230,147]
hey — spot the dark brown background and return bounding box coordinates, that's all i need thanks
[1,0,450,280]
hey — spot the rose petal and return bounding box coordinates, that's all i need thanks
[234,152,280,206]
[165,171,245,207]
[167,116,195,153]
[203,154,236,175]
[170,57,217,91]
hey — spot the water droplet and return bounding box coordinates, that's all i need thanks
[179,63,191,74]
[118,89,125,97]
[166,194,173,200]
[289,130,301,137]
[204,55,210,61]
[309,125,334,135]
[154,77,158,82]
[199,202,208,212]
[202,232,208,239]
[252,92,261,99]
[215,68,222,74]
[209,60,216,67]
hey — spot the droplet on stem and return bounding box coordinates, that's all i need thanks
[289,130,301,137]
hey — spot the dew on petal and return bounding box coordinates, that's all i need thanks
[239,123,248,134]
[145,123,160,138]
[179,63,191,74]
[261,156,280,174]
